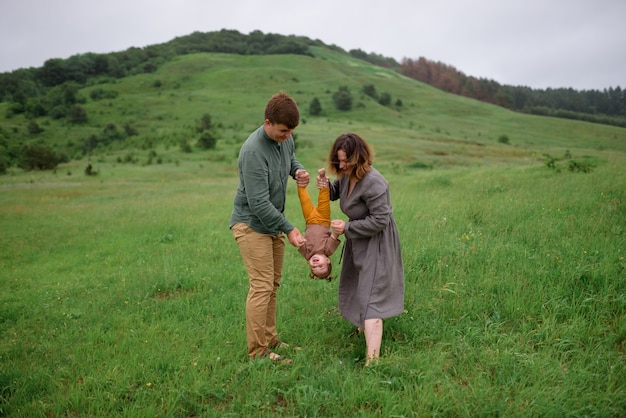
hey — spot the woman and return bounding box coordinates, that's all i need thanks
[323,133,404,365]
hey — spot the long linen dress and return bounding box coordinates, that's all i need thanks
[329,167,404,328]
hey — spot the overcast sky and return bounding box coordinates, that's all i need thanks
[1,0,624,91]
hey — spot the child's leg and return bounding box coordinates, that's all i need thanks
[302,187,330,226]
[297,186,315,224]
[316,187,331,225]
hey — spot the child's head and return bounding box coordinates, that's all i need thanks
[309,253,333,281]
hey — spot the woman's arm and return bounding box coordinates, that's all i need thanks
[344,173,391,239]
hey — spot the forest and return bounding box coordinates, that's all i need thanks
[0,29,625,128]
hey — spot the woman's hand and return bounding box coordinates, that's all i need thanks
[331,219,345,235]
[316,173,329,189]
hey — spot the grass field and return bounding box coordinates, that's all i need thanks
[1,49,625,416]
[1,141,624,416]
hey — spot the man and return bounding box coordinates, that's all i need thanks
[230,92,309,362]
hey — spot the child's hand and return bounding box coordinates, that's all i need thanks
[316,168,329,189]
[330,220,345,235]
[295,169,310,187]
[287,228,306,247]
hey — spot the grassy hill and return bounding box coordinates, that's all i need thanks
[2,45,625,173]
[1,46,625,416]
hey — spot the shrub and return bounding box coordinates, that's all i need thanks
[498,134,510,144]
[568,160,593,173]
[179,139,192,153]
[84,163,98,176]
[90,88,119,100]
[362,84,378,99]
[543,154,559,170]
[309,97,322,116]
[197,113,213,133]
[68,105,88,124]
[332,86,352,111]
[123,123,138,136]
[378,92,392,106]
[0,148,9,175]
[28,121,44,135]
[197,132,217,150]
[18,143,58,170]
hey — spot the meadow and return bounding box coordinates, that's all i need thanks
[1,48,625,416]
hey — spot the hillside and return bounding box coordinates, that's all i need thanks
[1,45,625,175]
[1,43,625,417]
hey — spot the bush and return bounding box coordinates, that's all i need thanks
[363,84,378,99]
[28,121,44,135]
[568,160,594,173]
[18,143,58,170]
[498,134,510,144]
[332,86,352,111]
[197,131,217,149]
[197,113,213,133]
[123,123,138,136]
[84,163,98,176]
[0,148,9,175]
[68,105,88,124]
[90,88,119,101]
[378,92,392,106]
[179,139,192,153]
[309,97,322,116]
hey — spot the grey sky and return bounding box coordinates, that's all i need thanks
[1,0,624,90]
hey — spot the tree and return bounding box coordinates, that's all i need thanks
[332,86,353,111]
[37,58,67,87]
[309,97,322,115]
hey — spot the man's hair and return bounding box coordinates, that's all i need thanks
[264,92,300,129]
[328,132,374,180]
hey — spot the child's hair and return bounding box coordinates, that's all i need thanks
[310,262,333,282]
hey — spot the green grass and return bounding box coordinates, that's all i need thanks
[1,150,624,417]
[1,48,626,416]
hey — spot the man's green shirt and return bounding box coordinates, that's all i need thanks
[230,125,304,235]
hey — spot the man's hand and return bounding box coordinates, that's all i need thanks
[295,169,310,187]
[287,227,306,247]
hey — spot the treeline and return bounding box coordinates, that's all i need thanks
[1,29,625,128]
[399,57,626,128]
[0,29,318,106]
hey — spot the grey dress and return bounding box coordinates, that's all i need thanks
[329,167,405,328]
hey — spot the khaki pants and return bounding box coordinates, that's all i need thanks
[231,223,285,358]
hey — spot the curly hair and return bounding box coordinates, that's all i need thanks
[328,132,373,180]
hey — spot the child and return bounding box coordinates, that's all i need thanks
[297,168,342,280]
